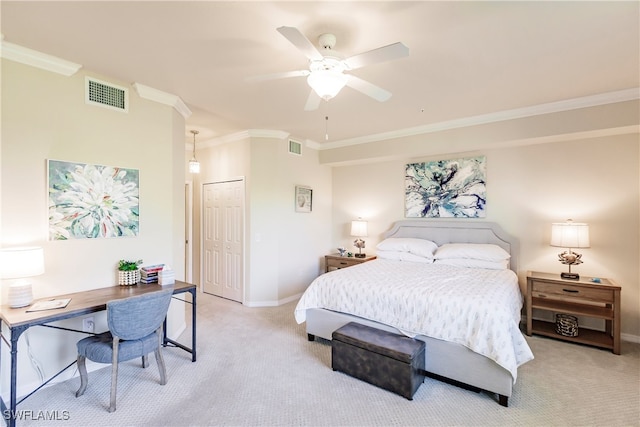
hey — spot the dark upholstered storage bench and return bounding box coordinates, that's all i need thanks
[331,322,426,400]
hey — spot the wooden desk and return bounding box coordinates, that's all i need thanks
[0,281,196,427]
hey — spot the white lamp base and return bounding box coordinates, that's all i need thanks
[8,282,33,308]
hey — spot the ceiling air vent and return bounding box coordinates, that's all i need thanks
[85,77,128,112]
[289,139,302,156]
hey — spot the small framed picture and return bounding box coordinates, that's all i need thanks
[295,186,312,213]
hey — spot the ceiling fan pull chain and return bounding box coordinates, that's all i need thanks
[325,115,329,141]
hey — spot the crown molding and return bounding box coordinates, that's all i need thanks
[318,88,640,149]
[197,130,251,149]
[0,36,82,76]
[198,129,291,149]
[247,129,290,139]
[132,83,192,119]
[305,139,323,150]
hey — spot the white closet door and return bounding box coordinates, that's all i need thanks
[203,179,244,303]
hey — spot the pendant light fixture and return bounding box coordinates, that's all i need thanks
[188,130,200,174]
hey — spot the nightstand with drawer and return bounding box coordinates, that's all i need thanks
[525,271,621,354]
[325,254,376,273]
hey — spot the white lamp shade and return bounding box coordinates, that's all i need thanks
[188,159,200,174]
[1,247,45,279]
[550,221,590,248]
[350,220,368,237]
[307,70,348,100]
[1,247,44,308]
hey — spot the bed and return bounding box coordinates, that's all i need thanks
[294,220,534,406]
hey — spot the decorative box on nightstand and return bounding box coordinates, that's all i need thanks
[525,271,621,354]
[325,254,376,273]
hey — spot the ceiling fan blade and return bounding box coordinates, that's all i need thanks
[304,90,322,111]
[345,75,392,102]
[277,26,324,61]
[343,42,409,70]
[245,69,309,83]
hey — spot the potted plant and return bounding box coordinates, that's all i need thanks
[118,259,142,286]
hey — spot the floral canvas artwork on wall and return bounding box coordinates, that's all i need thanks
[48,160,139,240]
[405,156,486,218]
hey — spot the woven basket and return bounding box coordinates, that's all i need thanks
[555,314,579,337]
[118,269,140,286]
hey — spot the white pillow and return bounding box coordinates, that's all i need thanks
[434,243,511,261]
[376,238,438,259]
[376,250,434,263]
[434,258,509,270]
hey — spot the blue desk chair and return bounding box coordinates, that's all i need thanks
[75,289,173,412]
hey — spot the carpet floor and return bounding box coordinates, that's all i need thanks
[10,291,640,426]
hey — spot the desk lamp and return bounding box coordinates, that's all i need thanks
[550,219,590,280]
[0,247,45,308]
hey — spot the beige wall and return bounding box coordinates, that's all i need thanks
[1,59,186,396]
[189,135,251,293]
[268,138,332,303]
[331,134,639,339]
[194,134,332,306]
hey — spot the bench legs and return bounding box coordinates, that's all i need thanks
[498,394,508,407]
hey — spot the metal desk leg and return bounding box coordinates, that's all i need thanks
[190,288,196,362]
[0,321,5,426]
[2,325,28,427]
[162,289,196,362]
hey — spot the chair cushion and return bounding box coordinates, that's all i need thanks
[77,331,160,364]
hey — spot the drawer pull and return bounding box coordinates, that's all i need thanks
[562,288,579,293]
[339,262,348,265]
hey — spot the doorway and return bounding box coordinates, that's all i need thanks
[202,179,244,303]
[184,181,193,284]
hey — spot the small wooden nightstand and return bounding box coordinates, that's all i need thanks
[325,254,376,273]
[526,271,621,354]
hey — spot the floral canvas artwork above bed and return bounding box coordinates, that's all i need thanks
[405,156,486,218]
[48,160,139,240]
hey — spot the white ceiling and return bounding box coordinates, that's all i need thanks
[1,1,638,146]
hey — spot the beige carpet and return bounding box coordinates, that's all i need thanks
[12,292,640,426]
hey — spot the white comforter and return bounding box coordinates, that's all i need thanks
[294,259,534,382]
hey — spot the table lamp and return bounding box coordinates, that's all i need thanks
[351,218,368,258]
[0,247,45,308]
[550,219,590,280]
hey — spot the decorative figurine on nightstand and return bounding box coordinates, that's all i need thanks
[337,247,347,257]
[353,238,366,258]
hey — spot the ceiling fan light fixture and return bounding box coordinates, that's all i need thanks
[307,70,348,100]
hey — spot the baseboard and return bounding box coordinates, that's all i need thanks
[621,333,640,344]
[244,292,303,308]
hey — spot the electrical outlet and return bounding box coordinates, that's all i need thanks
[82,317,94,333]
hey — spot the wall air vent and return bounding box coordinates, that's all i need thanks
[85,77,128,112]
[288,139,302,156]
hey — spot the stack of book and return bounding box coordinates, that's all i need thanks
[140,264,164,284]
[158,267,175,286]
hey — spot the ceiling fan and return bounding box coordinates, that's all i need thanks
[248,26,409,111]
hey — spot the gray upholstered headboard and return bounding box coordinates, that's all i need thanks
[383,220,519,273]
